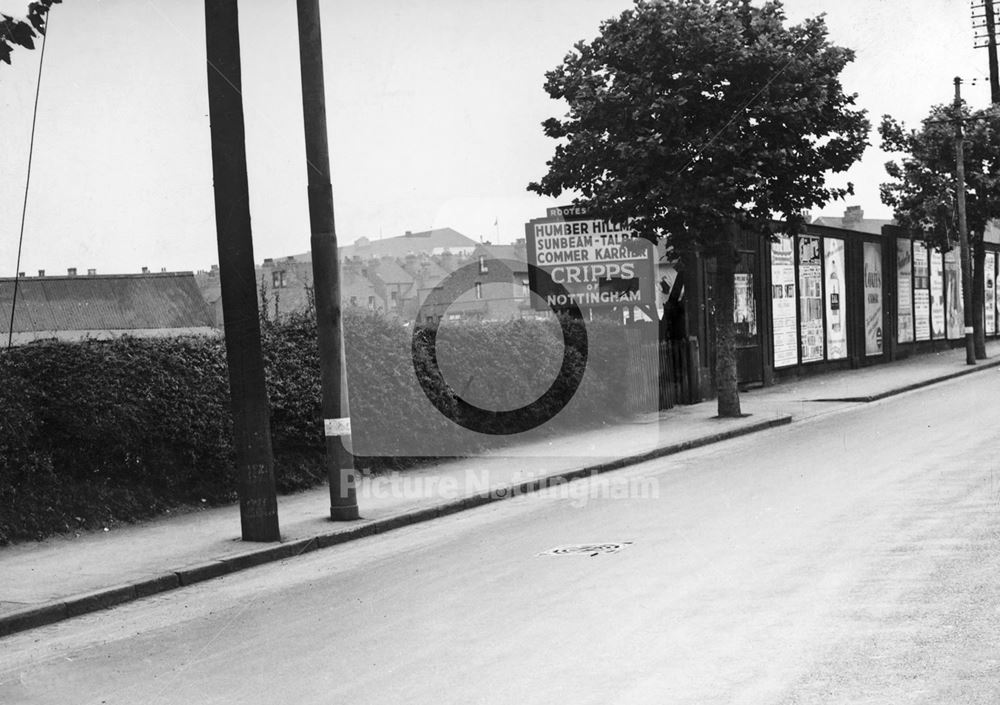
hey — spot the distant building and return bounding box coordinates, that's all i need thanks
[197,227,540,326]
[0,270,216,346]
[811,205,895,235]
[286,227,480,263]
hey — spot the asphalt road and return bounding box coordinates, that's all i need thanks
[2,371,1000,704]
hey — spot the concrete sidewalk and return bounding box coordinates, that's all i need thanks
[2,341,999,638]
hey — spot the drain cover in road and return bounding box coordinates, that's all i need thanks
[538,542,633,557]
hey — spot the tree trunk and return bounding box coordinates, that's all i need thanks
[712,236,742,418]
[973,239,987,359]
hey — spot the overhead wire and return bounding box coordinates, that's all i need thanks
[7,8,52,351]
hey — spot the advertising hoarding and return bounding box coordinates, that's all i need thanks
[798,235,824,362]
[863,241,883,356]
[987,251,997,336]
[824,238,846,360]
[771,235,798,367]
[931,249,945,339]
[944,251,964,340]
[913,243,930,341]
[526,215,656,314]
[896,240,913,343]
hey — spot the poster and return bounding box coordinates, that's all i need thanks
[944,250,964,340]
[988,251,997,336]
[913,243,930,341]
[733,272,756,336]
[824,238,847,360]
[896,240,913,344]
[771,235,798,367]
[798,236,824,362]
[930,249,945,339]
[863,241,883,356]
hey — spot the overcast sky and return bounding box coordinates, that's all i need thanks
[0,0,991,275]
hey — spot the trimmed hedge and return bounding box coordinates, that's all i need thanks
[0,311,631,544]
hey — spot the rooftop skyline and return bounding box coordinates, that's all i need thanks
[1,0,992,276]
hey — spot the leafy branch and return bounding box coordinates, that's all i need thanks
[1,1,61,66]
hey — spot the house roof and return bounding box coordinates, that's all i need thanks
[812,206,895,235]
[290,228,480,261]
[0,272,215,335]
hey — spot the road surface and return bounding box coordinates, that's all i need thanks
[2,371,1000,704]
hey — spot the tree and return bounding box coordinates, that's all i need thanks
[1,1,60,67]
[528,0,869,417]
[879,104,1000,359]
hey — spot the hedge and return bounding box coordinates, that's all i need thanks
[0,311,632,544]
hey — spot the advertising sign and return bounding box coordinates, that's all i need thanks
[526,213,656,313]
[944,250,964,340]
[987,251,996,336]
[798,236,824,362]
[896,240,913,344]
[863,241,883,356]
[824,238,846,360]
[931,249,945,339]
[771,235,798,367]
[913,243,930,341]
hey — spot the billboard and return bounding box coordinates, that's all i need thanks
[798,235,823,362]
[931,249,945,339]
[771,235,798,367]
[896,240,913,344]
[863,241,883,356]
[944,251,964,340]
[824,238,847,359]
[913,243,930,341]
[987,251,996,336]
[526,213,656,314]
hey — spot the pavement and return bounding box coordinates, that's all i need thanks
[2,340,999,639]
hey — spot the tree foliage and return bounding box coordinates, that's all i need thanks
[528,0,870,251]
[528,0,869,416]
[879,104,1000,250]
[0,0,60,66]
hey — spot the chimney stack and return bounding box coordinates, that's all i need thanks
[843,206,863,224]
[87,268,96,276]
[37,269,45,277]
[142,266,149,274]
[67,267,77,276]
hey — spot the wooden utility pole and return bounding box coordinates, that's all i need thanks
[296,0,360,520]
[954,77,977,366]
[974,0,1000,102]
[205,0,281,540]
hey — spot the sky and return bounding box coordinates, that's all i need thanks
[0,0,993,276]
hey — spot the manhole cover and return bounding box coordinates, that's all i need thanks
[538,542,633,557]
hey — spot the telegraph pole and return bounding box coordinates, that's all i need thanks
[973,0,1000,103]
[296,0,360,520]
[205,1,281,540]
[954,77,977,366]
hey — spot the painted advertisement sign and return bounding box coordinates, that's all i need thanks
[798,236,824,362]
[896,240,913,344]
[931,249,945,339]
[944,251,964,340]
[987,251,996,336]
[913,243,930,341]
[863,241,883,356]
[771,235,798,367]
[526,214,655,312]
[824,238,846,360]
